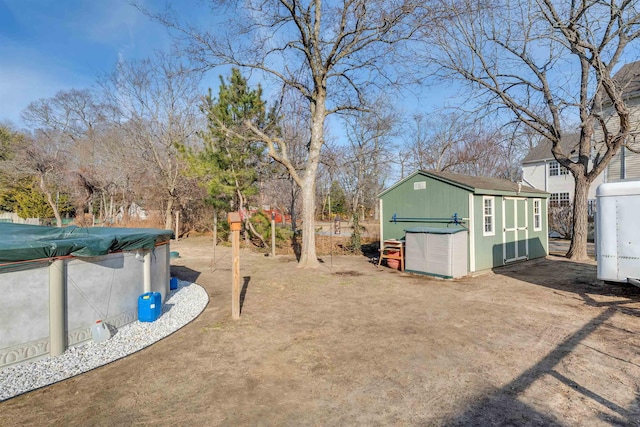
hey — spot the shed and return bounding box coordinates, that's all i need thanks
[379,170,549,274]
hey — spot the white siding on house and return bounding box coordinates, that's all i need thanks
[522,161,546,190]
[522,159,602,200]
[548,169,581,196]
[628,151,640,180]
[609,150,623,180]
[594,97,640,182]
[607,147,640,182]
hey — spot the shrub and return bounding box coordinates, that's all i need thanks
[548,205,573,238]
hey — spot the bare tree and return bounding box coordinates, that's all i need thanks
[259,88,311,232]
[6,130,68,225]
[429,0,640,260]
[407,112,474,172]
[142,0,429,267]
[404,112,517,179]
[338,104,397,242]
[99,52,202,230]
[90,124,149,224]
[20,89,106,225]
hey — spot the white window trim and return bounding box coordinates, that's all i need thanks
[533,198,542,232]
[549,160,569,176]
[483,196,495,237]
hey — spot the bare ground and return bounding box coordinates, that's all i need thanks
[1,236,640,426]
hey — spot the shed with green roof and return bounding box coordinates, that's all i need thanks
[378,170,549,274]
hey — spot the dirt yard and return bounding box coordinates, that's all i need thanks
[2,236,640,426]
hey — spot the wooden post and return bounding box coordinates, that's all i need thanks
[228,212,242,319]
[175,211,180,240]
[271,211,276,258]
[213,210,217,266]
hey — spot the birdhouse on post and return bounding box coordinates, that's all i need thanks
[228,212,242,232]
[228,212,242,319]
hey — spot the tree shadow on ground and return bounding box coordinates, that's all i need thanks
[494,257,640,308]
[240,276,250,314]
[170,265,201,284]
[441,304,640,425]
[452,257,640,425]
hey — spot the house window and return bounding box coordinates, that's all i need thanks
[549,161,569,176]
[533,199,542,231]
[550,192,570,207]
[483,196,495,236]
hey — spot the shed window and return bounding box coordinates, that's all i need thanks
[549,161,569,176]
[483,196,495,236]
[533,199,542,231]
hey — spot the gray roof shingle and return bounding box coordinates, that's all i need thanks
[521,133,581,163]
[379,170,549,197]
[522,61,640,164]
[424,170,547,195]
[610,61,640,99]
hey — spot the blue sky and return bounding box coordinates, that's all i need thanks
[0,0,459,134]
[0,0,174,126]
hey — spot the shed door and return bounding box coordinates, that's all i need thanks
[502,197,529,264]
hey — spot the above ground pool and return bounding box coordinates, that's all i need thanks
[0,223,173,369]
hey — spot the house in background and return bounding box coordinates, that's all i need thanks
[522,61,640,213]
[521,133,604,213]
[522,61,640,212]
[594,61,640,183]
[379,170,548,275]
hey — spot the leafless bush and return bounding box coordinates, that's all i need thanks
[548,205,573,239]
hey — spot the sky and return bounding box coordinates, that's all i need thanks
[2,1,637,138]
[0,0,454,132]
[0,0,177,126]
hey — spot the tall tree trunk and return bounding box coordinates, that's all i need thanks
[165,197,174,230]
[296,96,325,269]
[298,174,319,268]
[567,176,590,261]
[40,175,62,227]
[289,177,297,232]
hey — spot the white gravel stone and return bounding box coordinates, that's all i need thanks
[0,280,208,401]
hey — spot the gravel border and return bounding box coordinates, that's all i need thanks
[0,280,208,401]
